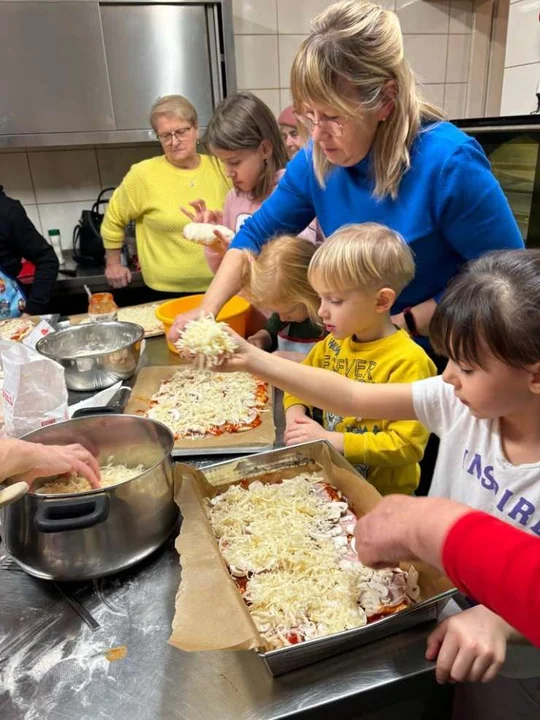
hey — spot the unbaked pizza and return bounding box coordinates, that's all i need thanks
[206,473,420,649]
[73,303,164,337]
[145,368,268,439]
[116,303,163,337]
[0,318,35,342]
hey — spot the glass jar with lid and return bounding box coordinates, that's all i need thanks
[88,292,118,322]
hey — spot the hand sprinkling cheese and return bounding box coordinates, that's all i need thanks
[175,314,238,369]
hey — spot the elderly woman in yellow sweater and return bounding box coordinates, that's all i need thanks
[101,95,231,294]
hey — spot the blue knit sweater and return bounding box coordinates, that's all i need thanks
[230,121,524,313]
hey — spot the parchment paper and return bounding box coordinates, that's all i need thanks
[169,441,454,654]
[125,366,276,453]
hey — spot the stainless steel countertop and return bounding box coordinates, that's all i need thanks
[1,337,459,719]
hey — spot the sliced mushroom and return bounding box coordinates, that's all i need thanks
[229,564,249,577]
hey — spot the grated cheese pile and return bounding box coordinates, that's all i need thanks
[36,461,145,495]
[117,303,163,335]
[146,367,267,438]
[0,318,34,342]
[207,473,419,649]
[175,314,237,369]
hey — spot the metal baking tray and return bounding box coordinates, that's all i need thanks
[171,442,275,458]
[201,441,457,676]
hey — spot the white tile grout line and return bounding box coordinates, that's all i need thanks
[24,149,44,233]
[443,27,451,108]
[504,60,540,70]
[19,149,38,208]
[94,146,104,193]
[232,32,472,37]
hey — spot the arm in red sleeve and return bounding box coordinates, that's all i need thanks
[442,512,540,646]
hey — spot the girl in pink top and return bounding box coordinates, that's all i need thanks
[182,92,319,275]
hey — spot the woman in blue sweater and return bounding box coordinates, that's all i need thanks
[169,1,523,345]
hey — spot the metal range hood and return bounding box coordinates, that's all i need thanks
[0,0,236,148]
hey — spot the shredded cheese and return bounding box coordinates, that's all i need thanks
[36,461,145,495]
[146,367,267,438]
[175,314,237,368]
[207,474,419,649]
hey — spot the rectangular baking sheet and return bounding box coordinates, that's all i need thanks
[125,366,276,457]
[170,441,456,675]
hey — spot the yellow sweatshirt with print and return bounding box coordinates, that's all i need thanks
[283,330,437,495]
[101,154,231,293]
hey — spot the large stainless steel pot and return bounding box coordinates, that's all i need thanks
[0,414,178,581]
[36,321,144,392]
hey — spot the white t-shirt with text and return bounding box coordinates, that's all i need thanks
[413,375,540,536]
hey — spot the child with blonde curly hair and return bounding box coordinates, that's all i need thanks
[242,235,325,361]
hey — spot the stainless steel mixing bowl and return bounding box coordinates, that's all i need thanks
[36,321,144,391]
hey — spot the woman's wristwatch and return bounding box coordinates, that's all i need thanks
[402,307,419,336]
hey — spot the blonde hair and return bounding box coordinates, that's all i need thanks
[308,223,415,295]
[242,236,321,324]
[150,95,198,131]
[291,0,446,199]
[204,92,288,203]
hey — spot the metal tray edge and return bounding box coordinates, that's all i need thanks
[257,587,457,659]
[171,443,275,457]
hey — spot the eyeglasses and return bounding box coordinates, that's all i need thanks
[295,113,351,137]
[156,127,193,144]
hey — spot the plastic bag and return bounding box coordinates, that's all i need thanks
[1,341,68,437]
[21,319,55,349]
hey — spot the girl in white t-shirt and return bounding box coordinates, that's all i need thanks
[217,248,540,716]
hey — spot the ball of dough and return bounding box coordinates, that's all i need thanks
[182,223,235,246]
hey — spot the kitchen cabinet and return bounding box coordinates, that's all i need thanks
[101,4,215,130]
[0,2,114,135]
[0,0,234,146]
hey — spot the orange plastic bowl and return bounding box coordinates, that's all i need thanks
[156,294,251,354]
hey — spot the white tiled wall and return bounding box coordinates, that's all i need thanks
[0,0,476,232]
[0,145,160,244]
[233,0,475,118]
[500,0,540,115]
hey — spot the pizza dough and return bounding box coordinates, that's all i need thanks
[182,222,235,246]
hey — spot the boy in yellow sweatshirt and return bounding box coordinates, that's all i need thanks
[283,223,436,495]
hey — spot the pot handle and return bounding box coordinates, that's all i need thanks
[71,386,132,418]
[71,406,117,418]
[34,495,110,533]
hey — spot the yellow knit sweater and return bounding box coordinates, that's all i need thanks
[101,154,231,293]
